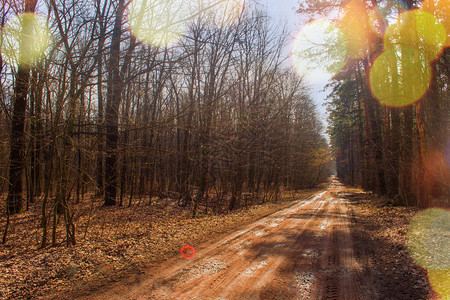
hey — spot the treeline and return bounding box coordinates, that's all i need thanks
[0,1,330,245]
[318,0,450,206]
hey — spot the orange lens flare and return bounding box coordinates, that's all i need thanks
[180,244,196,260]
[423,150,450,189]
[339,0,378,58]
[421,0,450,48]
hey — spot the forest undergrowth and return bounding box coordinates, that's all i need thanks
[0,189,319,299]
[346,187,439,299]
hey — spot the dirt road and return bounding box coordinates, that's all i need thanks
[87,180,373,299]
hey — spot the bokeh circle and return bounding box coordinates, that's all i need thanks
[369,46,431,107]
[194,0,245,27]
[428,268,450,299]
[0,13,52,66]
[128,0,191,47]
[407,208,450,271]
[180,244,196,260]
[384,10,446,62]
[291,19,347,84]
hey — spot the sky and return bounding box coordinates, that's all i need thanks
[255,0,331,128]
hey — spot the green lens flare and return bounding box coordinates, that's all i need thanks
[0,13,52,66]
[428,269,450,299]
[128,0,190,47]
[195,0,245,27]
[407,208,450,271]
[369,46,431,107]
[384,10,446,62]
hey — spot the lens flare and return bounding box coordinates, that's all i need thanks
[128,0,191,47]
[0,13,52,66]
[428,269,450,299]
[195,0,245,27]
[407,208,450,271]
[423,150,450,188]
[180,244,196,260]
[339,0,378,58]
[447,138,450,169]
[384,10,446,62]
[369,46,431,107]
[291,19,347,84]
[421,0,450,48]
[368,9,384,37]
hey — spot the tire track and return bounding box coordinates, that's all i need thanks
[86,181,372,300]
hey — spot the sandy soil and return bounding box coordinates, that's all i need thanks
[83,179,376,299]
[0,188,320,299]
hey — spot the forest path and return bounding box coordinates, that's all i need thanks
[86,180,373,299]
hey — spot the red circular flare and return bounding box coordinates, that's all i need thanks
[180,244,195,260]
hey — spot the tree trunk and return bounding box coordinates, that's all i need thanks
[6,0,39,214]
[104,0,126,206]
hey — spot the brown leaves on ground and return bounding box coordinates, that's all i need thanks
[343,188,440,299]
[0,190,316,299]
[1,186,439,299]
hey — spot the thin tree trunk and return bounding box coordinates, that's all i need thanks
[104,0,126,206]
[6,0,39,214]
